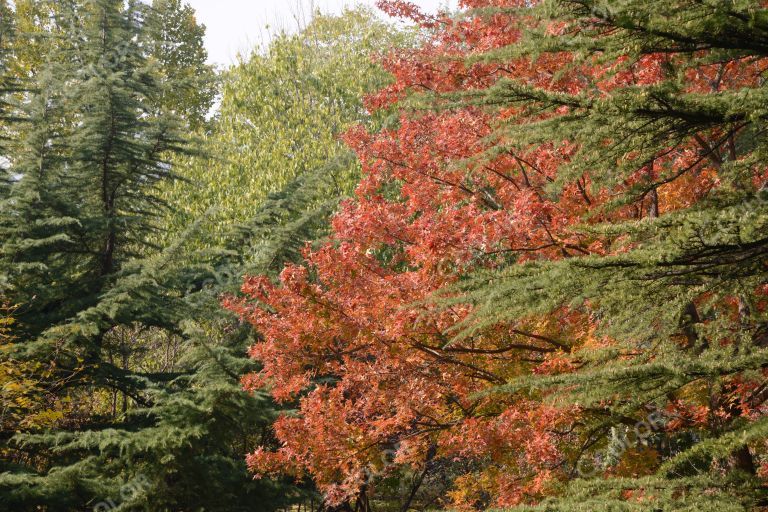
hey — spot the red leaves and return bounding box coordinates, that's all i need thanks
[375,1,435,26]
[226,3,595,504]
[224,0,768,508]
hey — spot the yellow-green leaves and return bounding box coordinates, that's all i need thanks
[157,7,410,248]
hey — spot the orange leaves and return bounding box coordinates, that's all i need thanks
[221,0,768,507]
[657,167,719,213]
[611,447,661,478]
[375,1,436,27]
[225,1,595,503]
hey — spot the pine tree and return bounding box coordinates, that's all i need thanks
[0,1,297,510]
[442,0,768,509]
[0,0,17,157]
[0,0,183,337]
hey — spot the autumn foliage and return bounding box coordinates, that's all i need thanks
[225,0,768,509]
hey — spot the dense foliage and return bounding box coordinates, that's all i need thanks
[0,2,398,510]
[158,7,410,246]
[5,0,768,511]
[0,1,281,509]
[224,1,768,511]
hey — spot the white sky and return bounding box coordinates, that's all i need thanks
[183,0,458,66]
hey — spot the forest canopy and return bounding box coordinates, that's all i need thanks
[3,1,768,511]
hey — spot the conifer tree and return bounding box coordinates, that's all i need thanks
[445,0,768,509]
[0,0,17,157]
[0,1,297,510]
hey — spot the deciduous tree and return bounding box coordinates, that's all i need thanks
[227,1,768,510]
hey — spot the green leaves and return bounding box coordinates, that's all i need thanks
[156,7,408,251]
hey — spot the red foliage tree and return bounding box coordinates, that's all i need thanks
[225,0,768,508]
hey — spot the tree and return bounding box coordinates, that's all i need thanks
[0,302,69,441]
[146,0,217,130]
[6,0,63,78]
[0,0,185,337]
[157,6,411,246]
[0,0,18,157]
[226,0,768,510]
[448,0,768,509]
[0,2,296,510]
